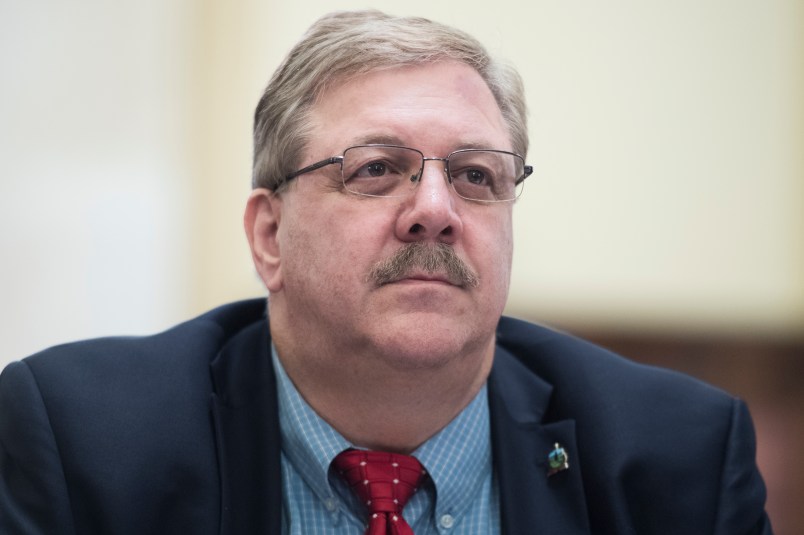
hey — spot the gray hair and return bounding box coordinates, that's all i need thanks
[252,10,528,191]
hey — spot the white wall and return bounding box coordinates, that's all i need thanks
[0,1,196,358]
[2,1,802,366]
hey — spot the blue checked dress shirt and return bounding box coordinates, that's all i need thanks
[272,348,500,534]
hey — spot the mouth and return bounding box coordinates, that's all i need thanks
[389,273,457,286]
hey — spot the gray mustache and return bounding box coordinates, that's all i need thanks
[367,242,479,288]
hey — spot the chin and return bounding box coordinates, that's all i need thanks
[368,317,494,371]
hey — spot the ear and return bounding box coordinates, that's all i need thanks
[244,188,284,292]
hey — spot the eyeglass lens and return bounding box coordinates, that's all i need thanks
[341,146,524,201]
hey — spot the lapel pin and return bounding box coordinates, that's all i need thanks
[547,442,569,477]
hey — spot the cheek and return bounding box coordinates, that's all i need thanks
[470,214,514,303]
[468,212,513,267]
[282,203,385,285]
[283,218,335,281]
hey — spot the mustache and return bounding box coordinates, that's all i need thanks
[367,242,479,288]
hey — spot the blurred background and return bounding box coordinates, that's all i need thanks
[1,0,801,531]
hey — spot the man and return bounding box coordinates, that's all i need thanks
[0,10,771,535]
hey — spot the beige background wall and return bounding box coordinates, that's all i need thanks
[2,0,802,353]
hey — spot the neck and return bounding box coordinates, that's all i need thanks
[271,323,495,454]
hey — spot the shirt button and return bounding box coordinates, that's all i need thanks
[440,514,455,529]
[324,497,337,512]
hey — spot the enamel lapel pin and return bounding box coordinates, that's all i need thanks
[547,442,570,477]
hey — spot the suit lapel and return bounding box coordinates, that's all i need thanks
[489,346,591,534]
[209,320,282,535]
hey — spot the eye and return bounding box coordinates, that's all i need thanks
[465,168,487,185]
[365,162,387,177]
[452,166,492,187]
[351,160,393,179]
[340,146,420,196]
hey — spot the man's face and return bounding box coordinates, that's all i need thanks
[257,61,515,369]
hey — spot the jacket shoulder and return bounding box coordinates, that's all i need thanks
[496,315,735,416]
[21,298,267,374]
[9,298,269,433]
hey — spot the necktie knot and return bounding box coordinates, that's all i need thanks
[333,449,427,535]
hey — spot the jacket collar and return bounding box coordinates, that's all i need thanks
[209,319,281,535]
[489,345,590,534]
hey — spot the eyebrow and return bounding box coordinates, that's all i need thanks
[350,134,407,146]
[348,134,503,153]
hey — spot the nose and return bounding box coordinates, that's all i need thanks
[394,159,463,244]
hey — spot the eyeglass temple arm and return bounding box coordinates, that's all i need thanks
[515,165,534,186]
[285,156,343,181]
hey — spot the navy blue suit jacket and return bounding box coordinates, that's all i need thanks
[0,299,771,534]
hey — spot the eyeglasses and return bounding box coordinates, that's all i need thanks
[285,144,533,202]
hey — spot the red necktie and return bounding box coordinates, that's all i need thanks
[333,449,427,535]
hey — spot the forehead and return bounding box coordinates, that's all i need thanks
[308,61,512,154]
